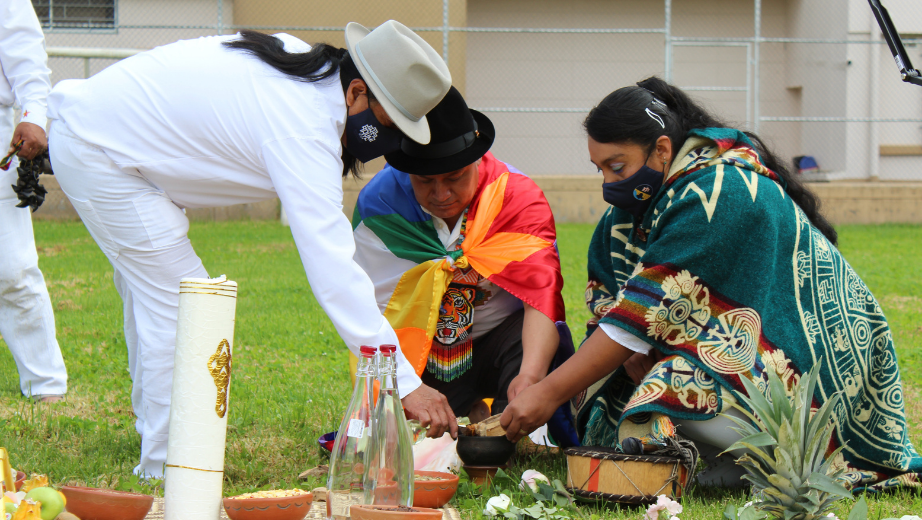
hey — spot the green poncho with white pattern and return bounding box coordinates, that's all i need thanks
[574,127,920,489]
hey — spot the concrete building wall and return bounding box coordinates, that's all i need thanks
[43,0,232,82]
[27,0,922,224]
[785,0,849,175]
[465,0,665,177]
[465,0,807,176]
[843,0,922,181]
[232,0,468,94]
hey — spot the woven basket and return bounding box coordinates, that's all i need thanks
[564,446,692,505]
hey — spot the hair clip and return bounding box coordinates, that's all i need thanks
[645,108,665,129]
[639,86,668,109]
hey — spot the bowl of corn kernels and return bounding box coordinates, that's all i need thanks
[222,488,313,520]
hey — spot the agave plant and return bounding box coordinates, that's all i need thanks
[722,359,854,520]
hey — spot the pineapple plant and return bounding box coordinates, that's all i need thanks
[721,359,854,520]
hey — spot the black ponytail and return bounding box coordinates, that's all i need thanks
[584,76,838,245]
[223,30,366,178]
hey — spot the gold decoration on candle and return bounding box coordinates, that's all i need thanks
[207,339,232,418]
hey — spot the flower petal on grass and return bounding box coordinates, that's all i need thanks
[484,493,512,517]
[519,470,550,492]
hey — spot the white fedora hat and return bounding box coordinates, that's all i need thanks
[345,20,451,144]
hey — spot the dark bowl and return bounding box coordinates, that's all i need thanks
[456,435,516,467]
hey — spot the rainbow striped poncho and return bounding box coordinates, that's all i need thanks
[352,152,565,377]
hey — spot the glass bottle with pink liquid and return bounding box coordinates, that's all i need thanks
[362,344,414,507]
[326,345,377,519]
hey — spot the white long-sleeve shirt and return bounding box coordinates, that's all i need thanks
[0,0,50,128]
[47,33,423,396]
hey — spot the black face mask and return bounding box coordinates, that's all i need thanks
[601,159,665,219]
[344,107,403,163]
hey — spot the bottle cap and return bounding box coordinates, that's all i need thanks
[360,345,377,357]
[380,344,397,354]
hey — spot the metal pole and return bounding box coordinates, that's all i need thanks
[746,42,753,129]
[442,0,450,64]
[753,0,761,133]
[664,0,672,83]
[83,57,90,79]
[869,16,881,180]
[217,0,224,35]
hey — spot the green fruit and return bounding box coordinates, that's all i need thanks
[24,487,65,520]
[3,501,16,514]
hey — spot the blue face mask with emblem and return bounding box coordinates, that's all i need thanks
[601,159,665,219]
[344,107,403,163]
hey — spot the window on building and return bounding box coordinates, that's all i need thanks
[32,0,116,30]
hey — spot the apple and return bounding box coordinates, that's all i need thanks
[23,487,64,520]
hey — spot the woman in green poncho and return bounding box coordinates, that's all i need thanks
[500,77,920,489]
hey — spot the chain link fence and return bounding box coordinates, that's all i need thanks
[32,0,922,181]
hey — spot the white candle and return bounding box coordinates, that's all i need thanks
[164,276,238,520]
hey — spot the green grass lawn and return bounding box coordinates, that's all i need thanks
[0,220,919,518]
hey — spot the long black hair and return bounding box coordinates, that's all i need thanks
[584,76,837,245]
[223,30,366,177]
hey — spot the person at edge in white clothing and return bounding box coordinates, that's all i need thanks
[0,0,68,403]
[47,20,458,478]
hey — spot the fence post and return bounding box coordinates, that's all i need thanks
[869,18,881,181]
[217,0,224,35]
[664,0,672,83]
[442,0,450,64]
[753,0,761,133]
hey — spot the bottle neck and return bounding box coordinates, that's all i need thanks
[377,353,397,391]
[356,355,376,378]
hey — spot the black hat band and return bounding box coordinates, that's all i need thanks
[400,120,480,160]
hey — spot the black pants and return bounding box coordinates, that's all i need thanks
[421,309,524,417]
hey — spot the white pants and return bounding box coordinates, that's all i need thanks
[0,106,67,397]
[49,120,208,478]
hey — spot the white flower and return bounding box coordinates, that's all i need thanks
[519,469,550,492]
[646,495,682,520]
[825,514,840,520]
[484,493,512,517]
[899,516,922,520]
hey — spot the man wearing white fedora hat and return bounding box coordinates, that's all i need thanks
[46,20,454,478]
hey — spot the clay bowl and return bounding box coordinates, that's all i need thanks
[13,471,26,491]
[223,492,313,520]
[413,471,458,508]
[456,435,516,467]
[60,486,153,520]
[350,504,442,520]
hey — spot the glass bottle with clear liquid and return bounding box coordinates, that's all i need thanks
[363,344,415,507]
[326,345,377,519]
